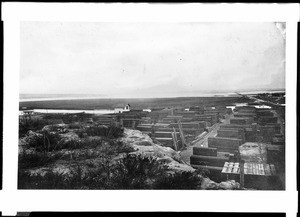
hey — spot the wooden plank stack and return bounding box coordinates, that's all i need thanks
[221,162,240,174]
[220,124,254,131]
[234,113,256,118]
[208,137,242,153]
[193,147,217,156]
[190,155,229,167]
[258,116,278,125]
[230,117,252,125]
[217,129,245,143]
[190,146,227,181]
[221,162,277,176]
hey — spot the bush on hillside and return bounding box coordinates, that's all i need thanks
[19,117,63,138]
[109,154,168,189]
[22,130,84,152]
[153,171,203,189]
[83,124,124,138]
[18,151,62,170]
[18,154,204,189]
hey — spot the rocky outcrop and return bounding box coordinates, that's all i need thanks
[201,178,240,190]
[120,129,195,173]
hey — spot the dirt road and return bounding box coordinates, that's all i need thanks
[179,113,233,164]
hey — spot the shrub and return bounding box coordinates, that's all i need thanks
[74,129,87,138]
[62,113,88,124]
[68,123,82,129]
[18,170,73,189]
[80,137,104,148]
[23,130,83,152]
[84,125,108,137]
[83,140,134,157]
[18,154,204,190]
[107,140,135,154]
[154,171,203,189]
[109,154,169,189]
[105,124,124,139]
[18,165,103,189]
[24,131,61,152]
[19,116,64,138]
[57,137,83,150]
[19,118,45,138]
[19,151,51,169]
[84,124,124,138]
[18,149,64,169]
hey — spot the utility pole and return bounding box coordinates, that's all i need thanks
[236,150,245,189]
[172,127,178,151]
[240,159,245,189]
[177,119,186,148]
[235,150,244,188]
[171,132,178,151]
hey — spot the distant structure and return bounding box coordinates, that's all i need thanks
[114,104,131,113]
[19,110,34,116]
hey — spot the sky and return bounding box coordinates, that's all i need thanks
[20,22,286,98]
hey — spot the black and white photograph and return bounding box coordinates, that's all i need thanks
[17,21,286,190]
[1,2,298,215]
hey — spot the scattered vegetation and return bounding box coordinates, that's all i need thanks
[19,151,63,170]
[19,117,63,138]
[18,116,141,189]
[18,154,205,189]
[18,104,212,189]
[83,124,124,139]
[153,170,203,189]
[110,154,168,189]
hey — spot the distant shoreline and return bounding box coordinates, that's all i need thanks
[19,90,285,102]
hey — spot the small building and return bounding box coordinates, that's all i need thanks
[114,104,131,114]
[124,104,131,111]
[19,110,34,116]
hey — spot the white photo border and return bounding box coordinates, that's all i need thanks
[1,2,299,216]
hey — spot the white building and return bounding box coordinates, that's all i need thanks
[19,110,34,116]
[114,104,131,113]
